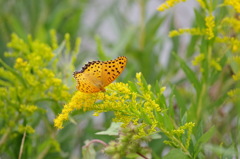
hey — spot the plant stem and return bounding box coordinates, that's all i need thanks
[137,152,149,159]
[83,139,108,148]
[37,145,50,159]
[0,128,10,146]
[18,131,26,159]
[139,0,146,50]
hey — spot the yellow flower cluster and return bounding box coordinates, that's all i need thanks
[10,34,70,102]
[50,29,58,50]
[222,17,240,33]
[210,59,222,71]
[192,54,205,66]
[168,15,215,40]
[228,55,240,101]
[74,38,81,55]
[1,33,75,137]
[169,28,204,37]
[228,88,240,96]
[164,122,195,150]
[14,58,28,69]
[216,37,240,52]
[205,15,215,40]
[196,0,206,8]
[65,33,71,52]
[233,72,240,81]
[192,54,222,71]
[54,73,164,138]
[54,72,196,152]
[230,56,240,65]
[228,88,240,101]
[18,125,35,134]
[54,91,103,129]
[20,104,38,114]
[224,0,240,13]
[6,34,29,54]
[157,0,187,11]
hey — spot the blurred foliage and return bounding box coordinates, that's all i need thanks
[0,0,240,158]
[0,0,84,60]
[0,33,80,158]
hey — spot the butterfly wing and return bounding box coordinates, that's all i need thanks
[101,56,127,87]
[74,61,104,93]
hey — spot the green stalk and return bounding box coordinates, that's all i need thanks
[139,0,146,50]
[0,128,10,147]
[18,131,26,159]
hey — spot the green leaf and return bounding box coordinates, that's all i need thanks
[95,35,108,60]
[163,149,190,159]
[196,126,215,146]
[194,9,205,28]
[145,13,166,41]
[172,86,187,116]
[173,53,201,95]
[95,122,121,136]
[155,111,174,131]
[204,144,236,158]
[82,140,96,159]
[151,133,162,140]
[194,126,216,157]
[186,36,200,57]
[111,27,136,55]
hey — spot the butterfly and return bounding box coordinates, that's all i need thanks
[73,56,127,93]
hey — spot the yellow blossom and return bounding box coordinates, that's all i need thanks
[136,72,142,82]
[228,88,240,102]
[7,34,29,54]
[54,72,195,155]
[197,0,206,8]
[221,17,240,32]
[50,29,58,50]
[231,56,240,64]
[20,104,38,114]
[169,28,204,37]
[232,45,238,52]
[157,0,187,11]
[54,76,162,139]
[172,129,184,136]
[228,88,240,97]
[160,87,166,94]
[224,0,240,13]
[233,72,240,81]
[216,37,240,52]
[18,125,35,134]
[74,37,81,54]
[14,58,28,69]
[65,33,71,53]
[210,59,222,71]
[205,15,215,40]
[192,54,205,66]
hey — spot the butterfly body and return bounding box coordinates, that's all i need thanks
[74,56,127,93]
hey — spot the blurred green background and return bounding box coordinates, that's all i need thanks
[1,0,240,158]
[0,0,172,84]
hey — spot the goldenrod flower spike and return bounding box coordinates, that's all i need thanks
[157,0,187,11]
[205,15,215,40]
[224,0,240,13]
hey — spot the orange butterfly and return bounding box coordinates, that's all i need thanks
[73,56,127,93]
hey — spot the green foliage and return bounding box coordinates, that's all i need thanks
[0,0,85,58]
[0,33,78,158]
